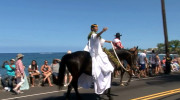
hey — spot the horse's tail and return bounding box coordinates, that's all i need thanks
[58,55,67,89]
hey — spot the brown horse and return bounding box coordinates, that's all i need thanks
[110,46,138,86]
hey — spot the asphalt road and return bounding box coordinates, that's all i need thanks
[0,72,180,100]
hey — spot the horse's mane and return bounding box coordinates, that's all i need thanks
[116,49,132,55]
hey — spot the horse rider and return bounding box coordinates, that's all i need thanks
[113,33,124,50]
[112,32,136,77]
[112,32,125,76]
[81,24,114,94]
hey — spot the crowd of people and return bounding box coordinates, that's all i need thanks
[137,50,180,78]
[0,51,72,94]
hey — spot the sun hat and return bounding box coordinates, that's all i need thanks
[67,50,72,54]
[10,59,15,62]
[16,53,24,59]
[115,33,122,37]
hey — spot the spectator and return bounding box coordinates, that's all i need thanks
[1,59,16,91]
[156,54,162,74]
[138,50,148,77]
[28,60,40,87]
[41,60,53,87]
[147,56,152,77]
[165,53,172,74]
[171,56,180,72]
[20,65,29,91]
[177,57,180,65]
[150,50,156,75]
[161,57,166,71]
[13,53,25,94]
[50,59,60,83]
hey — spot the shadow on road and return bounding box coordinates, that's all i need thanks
[41,92,119,100]
[112,81,120,86]
[40,93,98,100]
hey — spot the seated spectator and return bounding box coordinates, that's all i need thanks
[28,60,40,87]
[50,59,60,82]
[41,60,53,87]
[1,59,16,91]
[177,57,180,65]
[171,56,180,72]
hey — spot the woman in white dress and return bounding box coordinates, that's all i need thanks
[83,24,114,94]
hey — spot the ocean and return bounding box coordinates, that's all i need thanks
[0,52,66,77]
[0,52,178,77]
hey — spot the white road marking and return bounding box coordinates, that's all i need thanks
[2,88,82,100]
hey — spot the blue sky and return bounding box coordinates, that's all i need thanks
[0,0,179,53]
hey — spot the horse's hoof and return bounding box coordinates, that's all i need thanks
[96,98,101,100]
[97,94,108,100]
[125,83,129,86]
[96,95,101,100]
[109,96,114,100]
[120,83,125,86]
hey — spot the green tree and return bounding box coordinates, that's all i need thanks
[169,40,180,54]
[156,40,180,55]
[157,43,165,53]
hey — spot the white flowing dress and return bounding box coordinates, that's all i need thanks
[78,32,114,94]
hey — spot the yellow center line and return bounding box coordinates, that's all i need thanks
[131,88,180,100]
[144,90,180,100]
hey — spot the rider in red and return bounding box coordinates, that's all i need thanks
[113,33,124,50]
[112,33,124,77]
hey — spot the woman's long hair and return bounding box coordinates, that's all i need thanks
[31,60,38,70]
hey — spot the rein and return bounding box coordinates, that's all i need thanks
[111,42,129,72]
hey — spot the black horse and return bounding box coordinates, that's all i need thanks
[58,51,113,100]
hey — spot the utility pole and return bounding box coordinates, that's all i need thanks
[161,0,170,74]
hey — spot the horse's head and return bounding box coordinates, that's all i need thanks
[129,46,138,56]
[129,46,138,67]
[134,46,138,56]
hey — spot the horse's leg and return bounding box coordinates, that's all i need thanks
[66,83,73,100]
[120,68,125,86]
[124,55,134,86]
[108,88,113,100]
[125,65,133,86]
[125,70,132,86]
[72,79,82,100]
